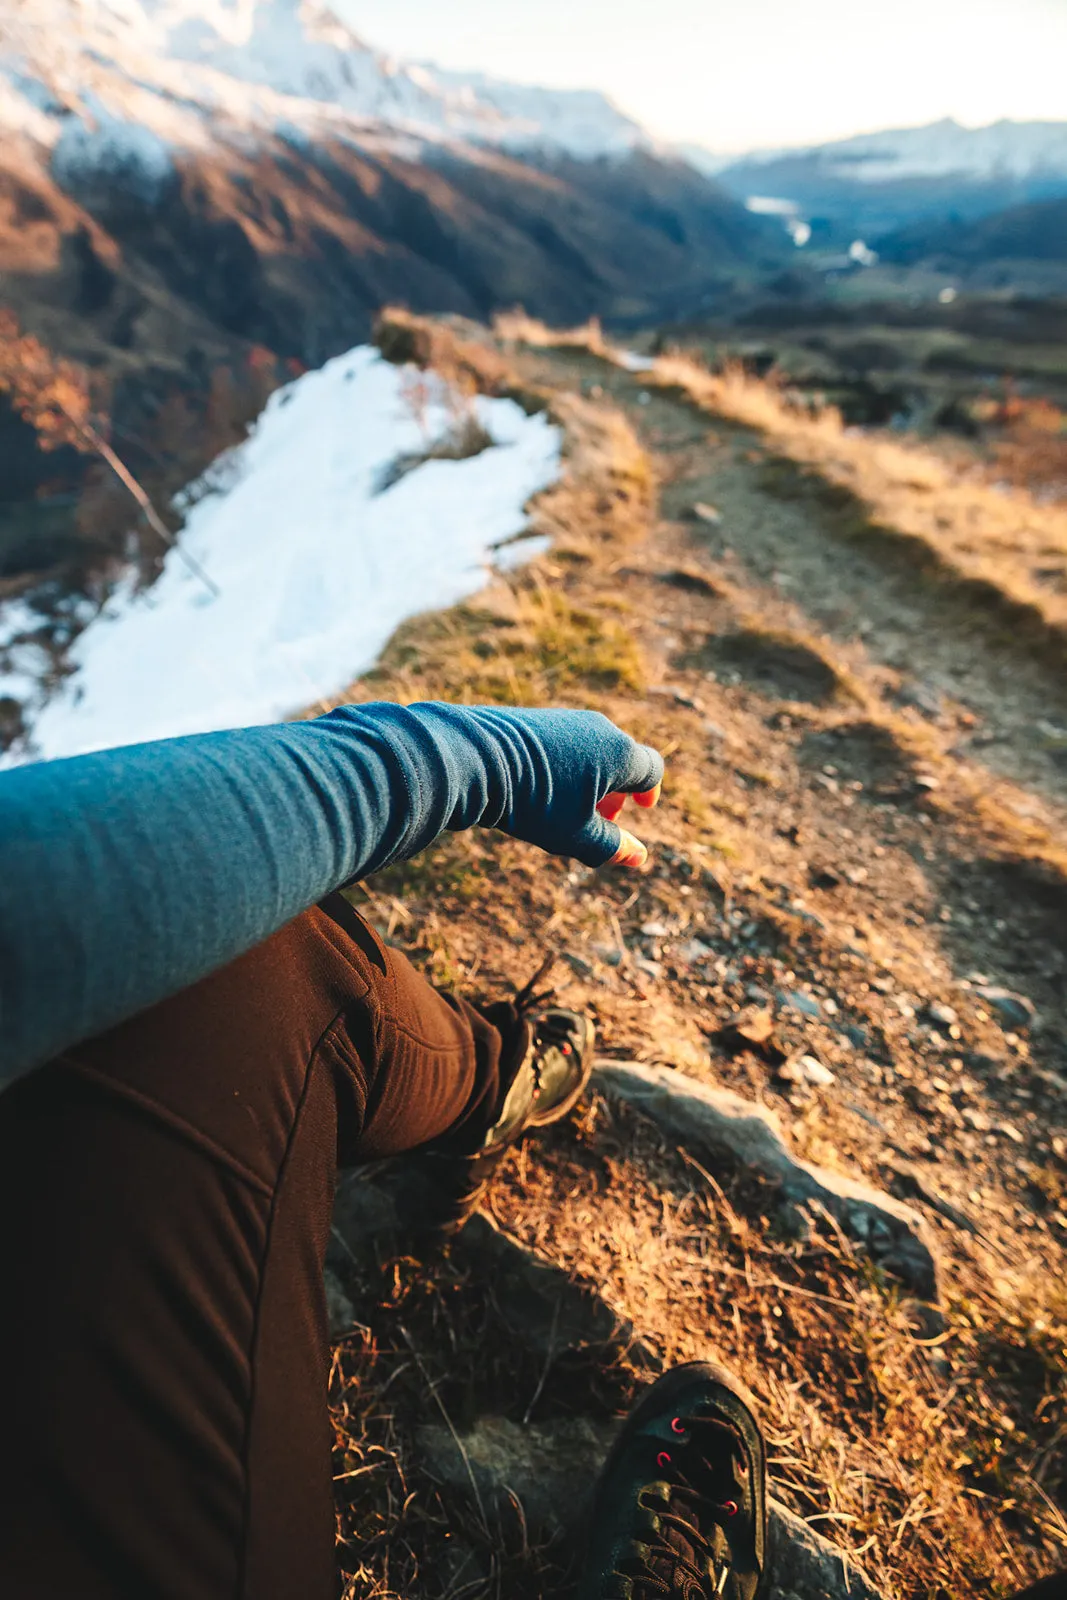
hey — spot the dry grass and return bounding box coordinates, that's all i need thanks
[492,310,610,359]
[492,1099,1067,1600]
[644,354,1067,675]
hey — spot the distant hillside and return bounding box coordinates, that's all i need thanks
[876,197,1067,271]
[703,119,1067,241]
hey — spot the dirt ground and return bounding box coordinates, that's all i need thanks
[323,319,1067,1600]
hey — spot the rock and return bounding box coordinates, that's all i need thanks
[677,938,715,965]
[324,1266,358,1338]
[779,1055,836,1088]
[420,1410,883,1600]
[648,683,705,711]
[809,866,842,891]
[692,501,722,525]
[926,1002,958,1028]
[456,1214,657,1364]
[330,1167,405,1255]
[418,1413,613,1534]
[566,951,596,978]
[596,1061,940,1298]
[592,942,624,967]
[894,681,944,720]
[769,1500,883,1600]
[975,986,1037,1031]
[641,920,670,938]
[779,990,822,1020]
[717,1006,777,1050]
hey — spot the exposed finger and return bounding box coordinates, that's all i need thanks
[607,828,648,869]
[596,790,628,822]
[632,781,662,810]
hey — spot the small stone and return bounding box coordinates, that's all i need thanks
[809,866,842,890]
[640,920,669,938]
[718,1005,776,1050]
[894,681,944,720]
[926,1002,959,1028]
[779,989,822,1019]
[915,774,941,791]
[633,955,664,980]
[975,986,1037,1031]
[591,942,623,967]
[780,1054,836,1087]
[566,952,595,978]
[999,1123,1026,1144]
[677,938,715,965]
[648,684,705,711]
[692,501,722,525]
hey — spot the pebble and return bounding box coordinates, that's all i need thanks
[591,942,623,967]
[975,986,1036,1031]
[640,920,669,938]
[633,955,664,980]
[677,938,715,965]
[779,989,822,1019]
[926,1002,959,1028]
[692,501,722,525]
[779,1055,836,1087]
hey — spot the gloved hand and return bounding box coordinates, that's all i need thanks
[407,703,664,870]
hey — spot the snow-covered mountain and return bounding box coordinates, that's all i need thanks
[720,119,1067,186]
[0,0,649,169]
[705,118,1067,246]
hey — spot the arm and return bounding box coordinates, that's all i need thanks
[0,701,662,1086]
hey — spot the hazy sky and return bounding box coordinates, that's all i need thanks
[339,0,1067,153]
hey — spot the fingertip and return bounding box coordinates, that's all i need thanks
[633,781,661,810]
[608,828,648,869]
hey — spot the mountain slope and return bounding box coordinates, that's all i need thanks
[0,0,780,376]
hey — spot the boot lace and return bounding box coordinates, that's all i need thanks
[607,1415,748,1600]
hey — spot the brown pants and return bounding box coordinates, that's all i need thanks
[2,896,1064,1600]
[0,895,511,1600]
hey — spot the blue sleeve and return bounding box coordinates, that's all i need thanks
[0,701,661,1086]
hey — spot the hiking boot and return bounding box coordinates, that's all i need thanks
[580,1362,768,1600]
[394,1006,595,1235]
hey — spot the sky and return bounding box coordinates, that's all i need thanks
[339,0,1067,154]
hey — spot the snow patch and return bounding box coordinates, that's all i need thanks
[7,347,562,763]
[52,103,174,199]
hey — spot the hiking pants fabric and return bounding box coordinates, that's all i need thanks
[0,894,509,1600]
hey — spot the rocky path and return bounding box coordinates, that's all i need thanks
[324,319,1067,1600]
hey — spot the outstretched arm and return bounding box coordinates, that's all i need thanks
[0,701,663,1086]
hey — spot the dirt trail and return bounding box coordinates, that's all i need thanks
[325,321,1067,1600]
[530,347,1067,829]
